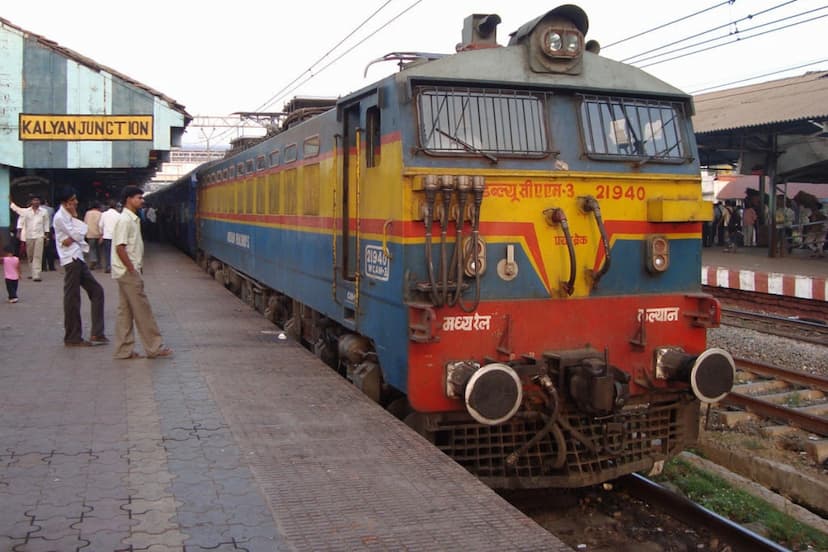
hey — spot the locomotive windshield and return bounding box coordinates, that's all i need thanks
[417,87,549,158]
[579,94,689,162]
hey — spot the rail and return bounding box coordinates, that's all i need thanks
[720,357,828,437]
[619,474,789,552]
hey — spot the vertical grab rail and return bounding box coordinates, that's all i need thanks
[354,129,363,314]
[423,175,441,306]
[331,134,340,303]
[544,207,576,296]
[581,195,611,289]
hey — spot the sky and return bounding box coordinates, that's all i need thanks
[3,0,826,147]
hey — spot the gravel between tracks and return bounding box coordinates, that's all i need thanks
[708,324,827,376]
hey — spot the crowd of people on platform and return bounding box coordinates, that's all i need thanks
[703,194,827,257]
[3,188,172,360]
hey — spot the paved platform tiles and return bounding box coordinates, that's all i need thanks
[0,246,568,551]
[702,246,828,301]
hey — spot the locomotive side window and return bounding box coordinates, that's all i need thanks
[366,106,381,167]
[256,155,266,171]
[417,87,548,157]
[284,144,298,164]
[303,136,320,159]
[579,95,689,162]
[269,150,280,167]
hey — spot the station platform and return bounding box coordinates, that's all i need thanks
[0,246,568,551]
[702,246,828,301]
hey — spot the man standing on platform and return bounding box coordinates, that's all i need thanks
[111,186,172,360]
[9,195,50,281]
[99,200,120,273]
[83,202,103,269]
[53,187,106,347]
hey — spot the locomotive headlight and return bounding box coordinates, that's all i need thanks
[646,235,670,273]
[545,31,563,53]
[563,32,580,53]
[541,27,582,58]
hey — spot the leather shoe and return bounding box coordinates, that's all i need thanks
[65,340,92,347]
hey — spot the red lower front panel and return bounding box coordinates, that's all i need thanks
[407,294,714,412]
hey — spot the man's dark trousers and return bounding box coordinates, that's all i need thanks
[64,259,104,343]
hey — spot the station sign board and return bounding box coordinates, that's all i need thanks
[18,114,153,141]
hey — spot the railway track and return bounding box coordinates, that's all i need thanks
[719,358,828,438]
[618,474,789,552]
[721,307,828,346]
[703,285,828,322]
[508,474,789,551]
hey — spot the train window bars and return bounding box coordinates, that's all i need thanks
[579,95,689,163]
[417,87,549,159]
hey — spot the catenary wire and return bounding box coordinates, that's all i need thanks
[689,58,828,94]
[210,0,422,144]
[693,72,827,103]
[210,0,402,143]
[257,0,423,114]
[624,5,828,65]
[638,11,828,68]
[251,0,396,113]
[602,0,735,49]
[621,0,798,63]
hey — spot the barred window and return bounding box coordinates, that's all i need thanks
[417,88,548,158]
[580,95,689,162]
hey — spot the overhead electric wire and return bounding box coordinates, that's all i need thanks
[689,58,828,94]
[630,5,828,66]
[602,0,734,49]
[621,0,798,63]
[210,0,413,144]
[638,11,828,68]
[257,0,423,113]
[252,0,395,114]
[693,73,827,103]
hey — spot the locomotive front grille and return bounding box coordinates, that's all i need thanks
[431,400,698,488]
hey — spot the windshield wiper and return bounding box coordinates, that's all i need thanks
[435,128,498,163]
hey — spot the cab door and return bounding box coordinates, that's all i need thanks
[335,102,362,325]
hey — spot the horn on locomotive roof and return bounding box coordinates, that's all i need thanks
[457,14,502,51]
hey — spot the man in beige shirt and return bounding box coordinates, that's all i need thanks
[111,186,172,359]
[9,195,50,281]
[83,202,103,269]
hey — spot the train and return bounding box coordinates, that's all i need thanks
[148,5,735,489]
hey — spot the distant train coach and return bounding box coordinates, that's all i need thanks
[152,5,735,489]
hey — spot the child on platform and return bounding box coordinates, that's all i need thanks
[2,244,20,303]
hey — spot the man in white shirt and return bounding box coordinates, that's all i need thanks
[53,187,106,347]
[41,199,57,271]
[9,195,50,281]
[112,186,171,359]
[99,200,120,273]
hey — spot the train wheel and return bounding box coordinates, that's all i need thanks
[386,397,411,420]
[241,280,254,307]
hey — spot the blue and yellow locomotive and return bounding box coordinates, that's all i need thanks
[154,5,735,488]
